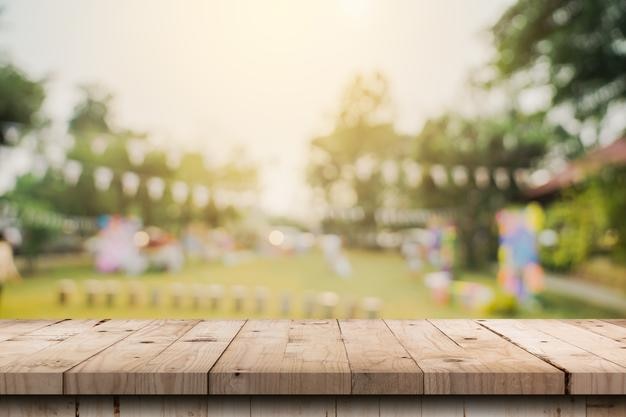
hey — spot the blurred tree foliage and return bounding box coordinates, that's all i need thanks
[7,86,258,265]
[0,63,45,144]
[412,112,550,268]
[492,0,626,268]
[491,0,626,120]
[307,73,410,240]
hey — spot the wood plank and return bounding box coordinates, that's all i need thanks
[207,397,251,417]
[336,397,379,417]
[210,320,351,394]
[587,396,626,417]
[120,397,208,417]
[339,319,422,394]
[0,319,150,394]
[0,319,103,393]
[0,320,59,343]
[480,319,626,394]
[606,319,626,328]
[386,319,563,394]
[524,320,626,369]
[251,397,335,417]
[76,397,114,417]
[133,320,245,394]
[568,319,626,343]
[64,319,198,394]
[463,396,585,417]
[379,397,422,417]
[420,397,464,417]
[0,396,75,417]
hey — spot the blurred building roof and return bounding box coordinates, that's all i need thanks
[526,138,626,198]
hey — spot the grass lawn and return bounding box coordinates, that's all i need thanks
[0,250,620,319]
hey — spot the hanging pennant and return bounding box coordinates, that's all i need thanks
[474,166,490,188]
[90,136,108,155]
[31,155,49,179]
[171,181,189,203]
[126,139,147,166]
[402,160,422,188]
[121,172,140,196]
[355,154,377,181]
[513,168,530,188]
[451,165,468,186]
[147,177,165,200]
[2,124,20,145]
[430,165,448,187]
[192,185,210,208]
[381,159,399,185]
[94,167,114,191]
[63,160,83,185]
[494,167,510,189]
[166,150,183,170]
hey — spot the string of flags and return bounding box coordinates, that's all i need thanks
[56,159,258,209]
[340,157,536,190]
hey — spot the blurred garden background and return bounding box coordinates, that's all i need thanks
[0,0,625,319]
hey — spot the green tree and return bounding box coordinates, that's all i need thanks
[491,0,626,123]
[411,112,549,268]
[0,64,45,144]
[307,73,409,239]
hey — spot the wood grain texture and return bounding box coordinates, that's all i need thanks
[207,397,251,417]
[0,396,75,417]
[379,397,422,417]
[251,397,335,417]
[526,320,626,369]
[606,319,626,328]
[420,397,464,417]
[133,320,245,394]
[569,319,626,343]
[386,319,564,394]
[587,396,626,417]
[0,319,149,394]
[76,397,114,417]
[463,396,586,417]
[339,320,422,394]
[1,319,626,396]
[480,319,626,394]
[64,319,198,394]
[0,320,97,369]
[210,320,351,394]
[120,397,208,417]
[0,320,59,343]
[0,396,622,416]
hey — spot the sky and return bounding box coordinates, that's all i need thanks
[0,0,513,215]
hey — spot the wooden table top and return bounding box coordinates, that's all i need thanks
[0,319,624,396]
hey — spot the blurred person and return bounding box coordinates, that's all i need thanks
[0,230,21,308]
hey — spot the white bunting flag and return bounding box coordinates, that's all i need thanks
[63,160,83,185]
[402,160,422,188]
[90,136,108,155]
[121,172,140,196]
[171,181,189,203]
[451,165,468,186]
[474,166,490,188]
[494,167,510,189]
[192,185,210,208]
[147,177,165,200]
[126,139,147,166]
[94,167,114,191]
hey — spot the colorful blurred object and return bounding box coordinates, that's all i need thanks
[496,203,545,301]
[87,216,183,275]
